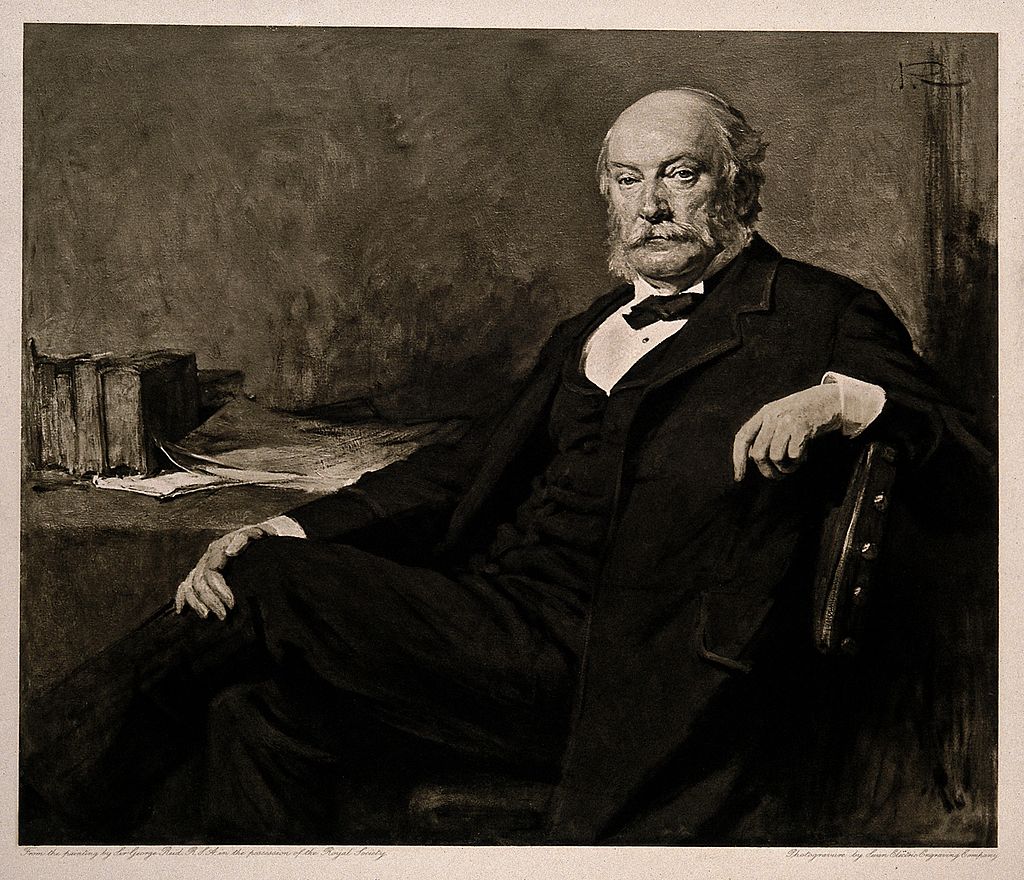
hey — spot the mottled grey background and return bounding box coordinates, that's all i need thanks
[23,27,996,428]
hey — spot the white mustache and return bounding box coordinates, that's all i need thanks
[625,223,710,248]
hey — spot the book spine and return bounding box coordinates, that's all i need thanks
[71,360,106,474]
[139,353,200,462]
[24,340,41,471]
[101,369,147,475]
[35,362,59,468]
[53,371,76,471]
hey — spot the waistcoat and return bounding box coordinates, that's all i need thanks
[475,300,677,595]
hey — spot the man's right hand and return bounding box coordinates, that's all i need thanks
[174,524,271,620]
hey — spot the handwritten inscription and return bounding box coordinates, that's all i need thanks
[23,844,388,862]
[897,60,970,90]
[787,848,997,863]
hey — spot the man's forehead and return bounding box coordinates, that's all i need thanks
[606,93,723,169]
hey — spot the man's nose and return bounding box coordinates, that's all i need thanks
[638,179,672,222]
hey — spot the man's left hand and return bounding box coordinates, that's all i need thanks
[732,384,844,481]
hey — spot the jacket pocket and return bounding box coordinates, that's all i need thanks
[693,588,775,674]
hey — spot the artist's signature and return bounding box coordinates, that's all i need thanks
[895,60,970,91]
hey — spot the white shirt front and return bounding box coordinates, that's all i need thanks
[581,274,701,393]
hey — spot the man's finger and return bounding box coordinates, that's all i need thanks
[749,418,775,469]
[787,432,807,461]
[205,569,236,611]
[176,566,200,614]
[184,583,210,619]
[193,571,227,620]
[747,421,786,480]
[768,422,793,466]
[732,412,764,481]
[769,427,809,475]
[174,572,188,614]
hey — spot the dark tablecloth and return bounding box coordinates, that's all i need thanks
[21,475,324,695]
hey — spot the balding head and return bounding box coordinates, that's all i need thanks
[598,88,766,286]
[599,88,766,225]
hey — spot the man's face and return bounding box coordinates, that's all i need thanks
[604,94,738,286]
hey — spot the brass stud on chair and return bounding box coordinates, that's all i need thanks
[873,493,888,511]
[860,542,878,559]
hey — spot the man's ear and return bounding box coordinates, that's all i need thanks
[731,172,755,220]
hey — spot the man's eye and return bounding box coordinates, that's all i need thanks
[667,168,697,182]
[616,176,640,187]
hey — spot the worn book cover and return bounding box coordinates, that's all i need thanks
[101,351,200,475]
[29,343,93,471]
[70,355,110,475]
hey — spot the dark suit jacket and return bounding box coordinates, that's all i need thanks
[285,235,988,843]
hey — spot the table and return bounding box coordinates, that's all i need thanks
[21,474,326,696]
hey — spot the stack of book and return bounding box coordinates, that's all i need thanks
[29,341,201,476]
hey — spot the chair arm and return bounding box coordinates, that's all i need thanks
[812,441,899,656]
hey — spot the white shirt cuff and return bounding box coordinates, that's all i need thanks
[260,515,307,539]
[821,372,886,437]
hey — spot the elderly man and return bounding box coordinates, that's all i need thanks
[23,88,977,844]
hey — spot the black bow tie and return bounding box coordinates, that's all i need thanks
[622,290,705,330]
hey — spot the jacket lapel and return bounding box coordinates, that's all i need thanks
[633,234,782,395]
[441,284,632,548]
[443,237,781,549]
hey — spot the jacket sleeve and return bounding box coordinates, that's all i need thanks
[283,315,577,545]
[831,288,991,501]
[283,395,508,546]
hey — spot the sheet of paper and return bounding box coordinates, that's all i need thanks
[92,470,226,498]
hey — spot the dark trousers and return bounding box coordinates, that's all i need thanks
[21,537,589,843]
